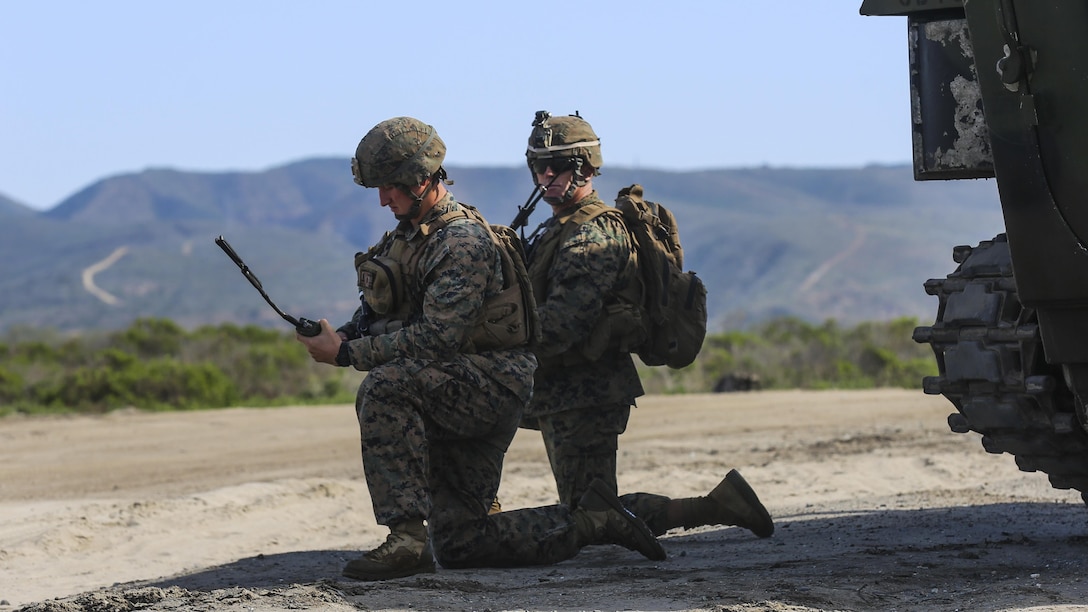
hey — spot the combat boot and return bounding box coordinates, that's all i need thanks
[706,469,774,538]
[342,520,436,581]
[648,469,774,537]
[574,478,666,561]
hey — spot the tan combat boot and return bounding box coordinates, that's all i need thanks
[342,520,436,581]
[707,469,774,538]
[574,478,666,561]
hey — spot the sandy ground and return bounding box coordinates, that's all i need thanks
[3,389,1088,612]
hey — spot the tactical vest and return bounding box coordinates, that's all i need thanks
[528,201,645,364]
[355,206,536,352]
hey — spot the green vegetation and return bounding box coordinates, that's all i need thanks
[0,316,938,416]
[0,318,358,416]
[638,316,937,395]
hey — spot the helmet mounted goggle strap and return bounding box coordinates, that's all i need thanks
[527,134,600,176]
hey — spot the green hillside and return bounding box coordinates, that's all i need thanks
[0,161,1005,333]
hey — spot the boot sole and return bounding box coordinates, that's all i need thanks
[342,562,436,581]
[721,469,774,538]
[587,479,667,561]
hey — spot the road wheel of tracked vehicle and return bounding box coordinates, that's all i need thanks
[912,233,1088,501]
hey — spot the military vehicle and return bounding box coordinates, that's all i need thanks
[860,0,1088,500]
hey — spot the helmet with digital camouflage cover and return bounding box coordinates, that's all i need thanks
[352,117,446,188]
[525,111,603,175]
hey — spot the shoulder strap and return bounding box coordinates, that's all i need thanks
[418,208,470,236]
[562,200,616,226]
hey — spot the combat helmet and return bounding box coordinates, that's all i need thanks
[352,117,446,188]
[525,111,602,176]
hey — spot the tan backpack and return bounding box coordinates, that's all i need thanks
[615,184,708,369]
[461,206,542,352]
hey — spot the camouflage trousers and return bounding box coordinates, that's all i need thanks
[355,356,590,568]
[536,403,672,535]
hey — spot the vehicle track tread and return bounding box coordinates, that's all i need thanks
[913,234,1088,501]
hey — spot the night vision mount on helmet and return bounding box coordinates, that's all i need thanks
[525,110,603,175]
[512,110,604,235]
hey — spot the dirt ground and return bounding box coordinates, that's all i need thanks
[3,389,1088,612]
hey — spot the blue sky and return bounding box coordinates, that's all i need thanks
[2,2,912,210]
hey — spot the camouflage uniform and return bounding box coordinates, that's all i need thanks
[521,190,680,532]
[514,110,773,541]
[340,193,618,567]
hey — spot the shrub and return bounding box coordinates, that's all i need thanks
[1,315,939,414]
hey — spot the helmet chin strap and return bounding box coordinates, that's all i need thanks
[395,183,427,221]
[395,169,446,221]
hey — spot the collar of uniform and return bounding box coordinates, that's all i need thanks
[399,192,459,239]
[554,190,603,223]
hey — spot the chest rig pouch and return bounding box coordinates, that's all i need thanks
[355,242,403,316]
[353,208,537,351]
[354,231,411,335]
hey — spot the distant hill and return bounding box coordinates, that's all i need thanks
[0,192,34,217]
[0,161,1006,333]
